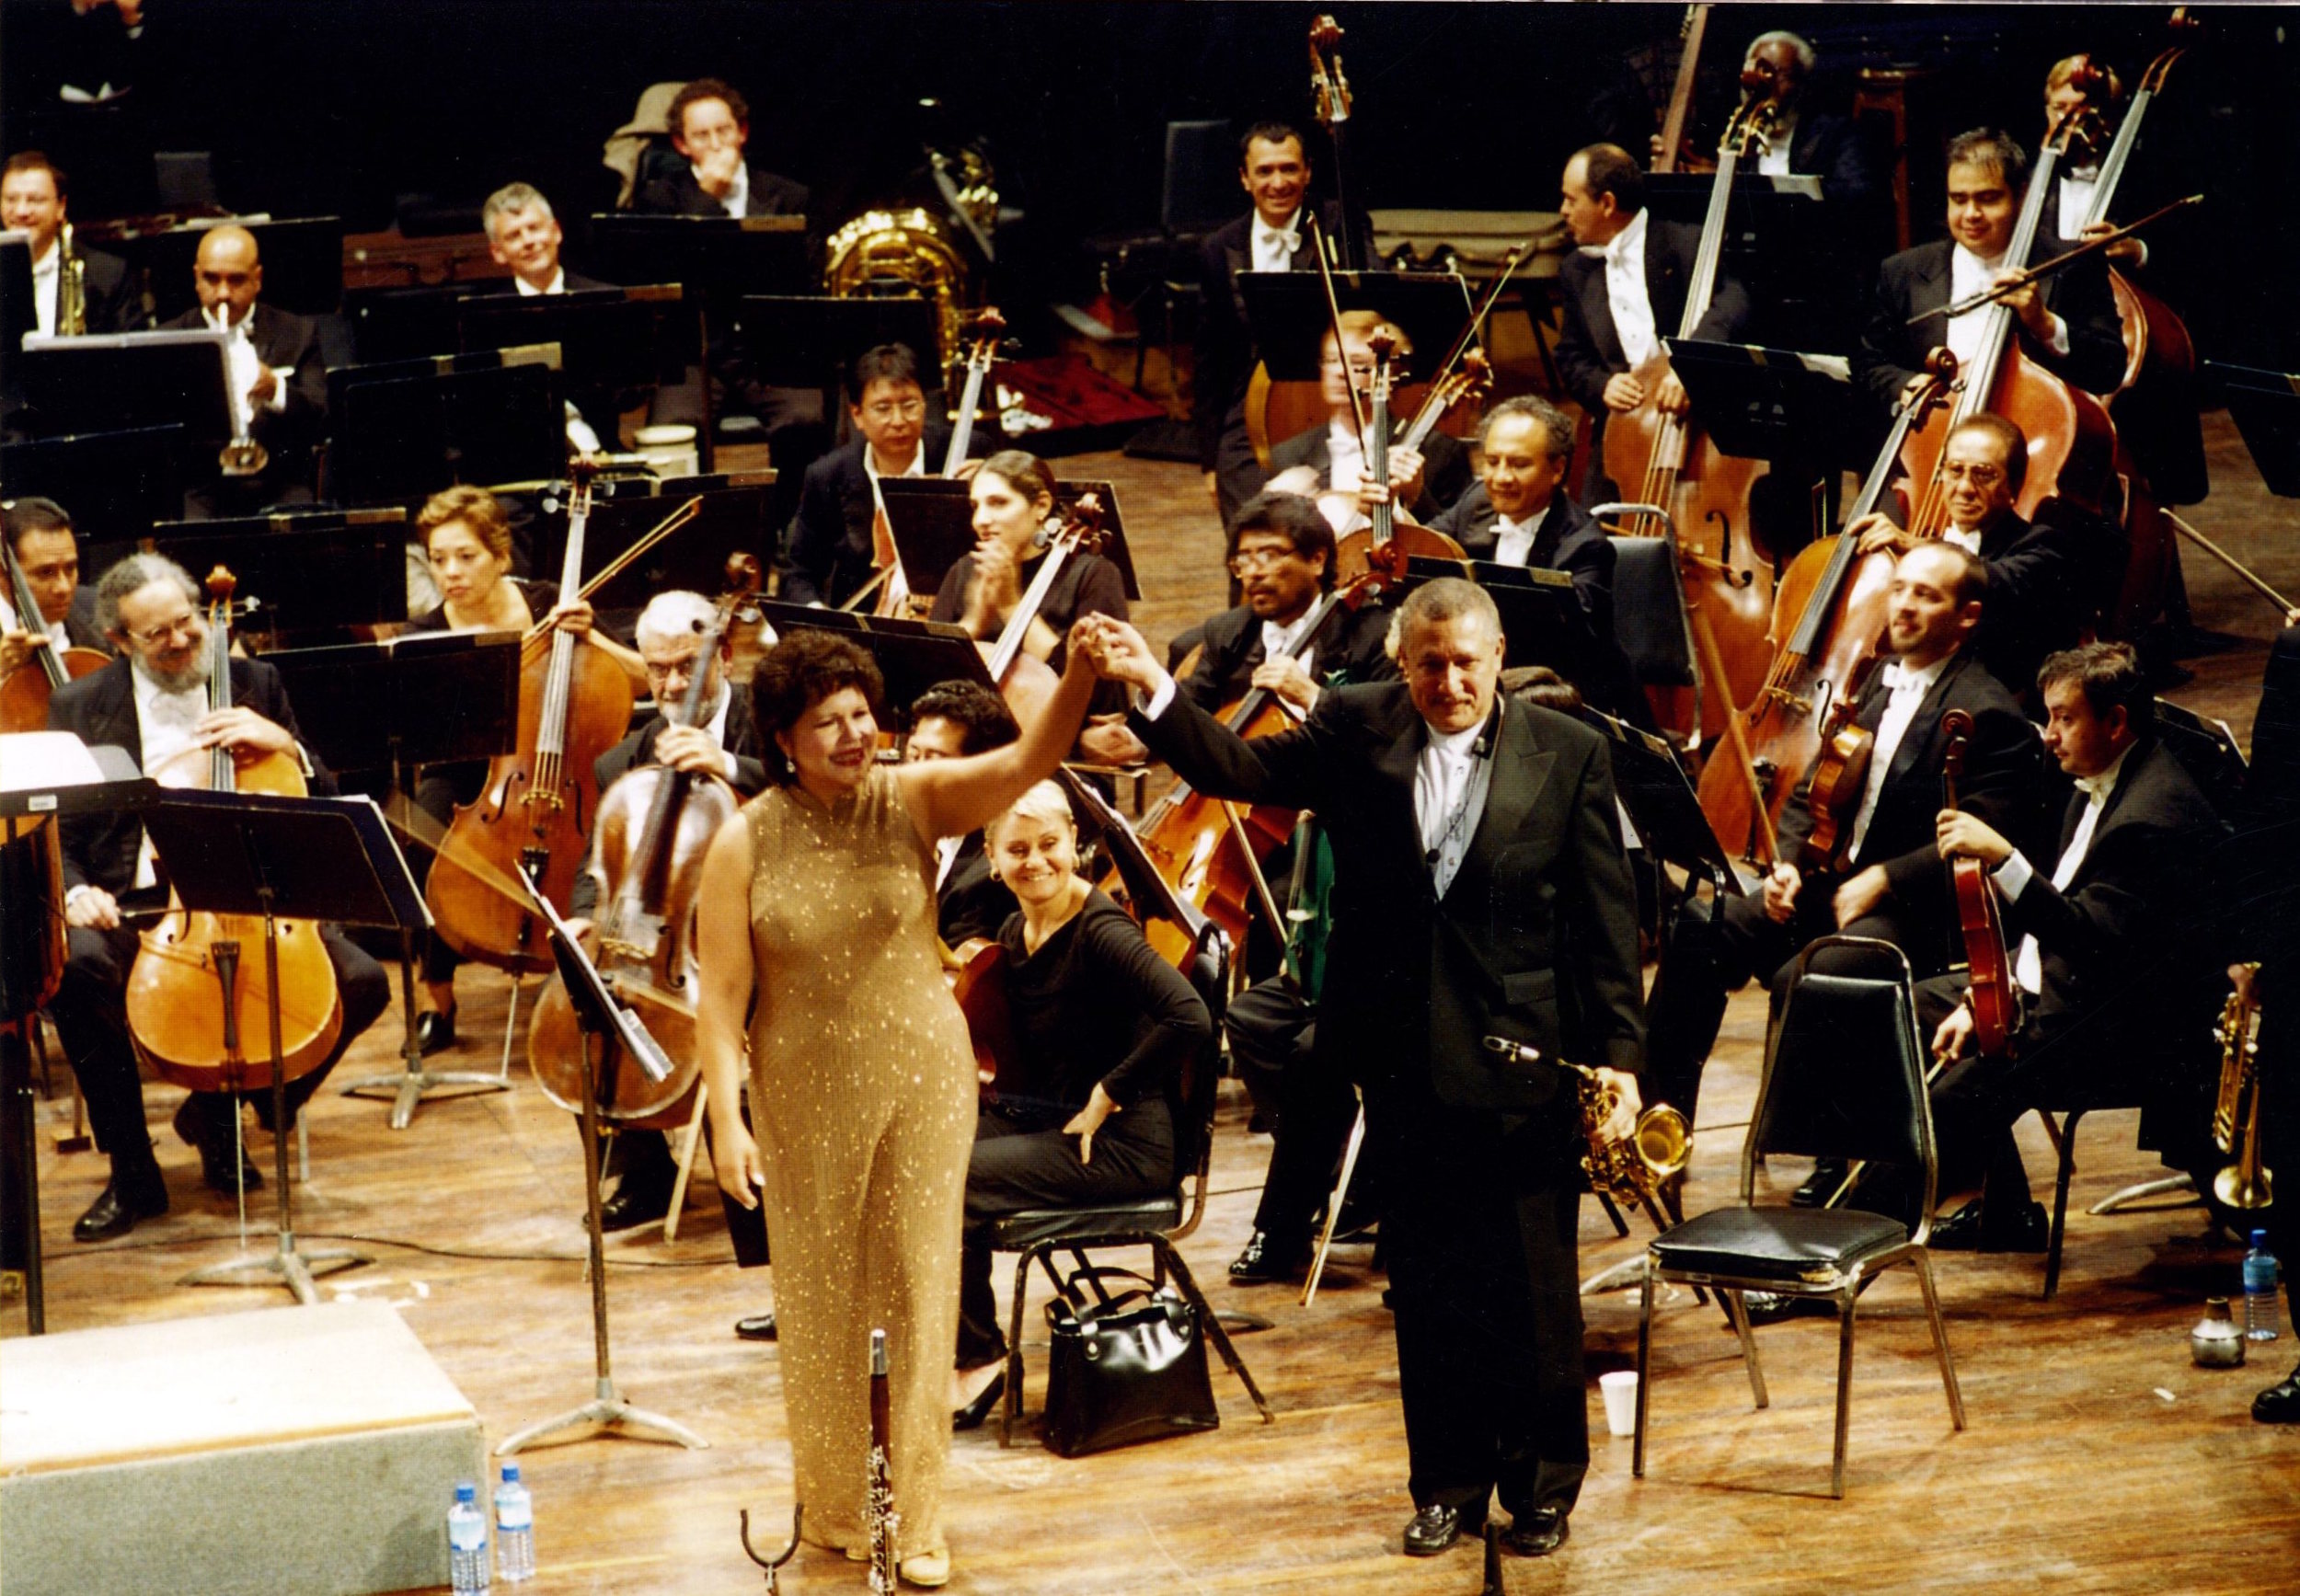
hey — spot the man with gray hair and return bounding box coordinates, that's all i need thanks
[1082,583,1644,1562]
[480,181,622,453]
[46,553,389,1242]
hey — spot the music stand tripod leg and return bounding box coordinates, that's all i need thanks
[339,930,508,1128]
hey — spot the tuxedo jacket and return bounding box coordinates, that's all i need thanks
[937,833,1018,947]
[1265,424,1472,521]
[1554,215,1753,416]
[570,691,768,917]
[1944,500,2116,702]
[160,302,328,464]
[1777,649,2047,909]
[1783,110,1883,211]
[1133,682,1644,1117]
[1852,235,2127,418]
[47,655,328,896]
[1190,201,1358,472]
[1178,594,1397,715]
[633,162,809,219]
[775,422,985,607]
[62,586,108,650]
[75,244,140,333]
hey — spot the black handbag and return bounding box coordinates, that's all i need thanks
[1041,1267,1218,1457]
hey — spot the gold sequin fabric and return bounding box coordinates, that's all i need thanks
[742,764,973,1559]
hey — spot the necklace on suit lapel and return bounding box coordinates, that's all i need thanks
[1423,706,1502,869]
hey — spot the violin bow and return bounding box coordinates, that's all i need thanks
[1304,212,1372,456]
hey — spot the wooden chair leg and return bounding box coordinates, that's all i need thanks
[2043,1108,2083,1301]
[661,1084,707,1244]
[1912,1249,1966,1430]
[1830,1292,1857,1499]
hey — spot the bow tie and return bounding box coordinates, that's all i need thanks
[1881,661,1931,694]
[2075,767,2120,802]
[1256,223,1301,255]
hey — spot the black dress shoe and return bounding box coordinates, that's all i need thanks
[734,1312,778,1342]
[416,1008,457,1056]
[595,1180,673,1232]
[1929,1198,2049,1253]
[952,1369,1006,1431]
[1500,1507,1570,1558]
[2255,1363,2300,1424]
[1739,1291,1837,1326]
[174,1097,260,1193]
[1402,1504,1480,1556]
[1792,1159,1850,1208]
[74,1173,168,1242]
[1228,1230,1306,1284]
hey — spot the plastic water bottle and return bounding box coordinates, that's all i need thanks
[493,1463,535,1583]
[448,1480,490,1593]
[2244,1230,2282,1342]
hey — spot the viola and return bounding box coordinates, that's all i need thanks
[1794,651,1882,874]
[124,567,343,1093]
[0,537,109,734]
[1940,708,2019,1056]
[527,556,762,1130]
[1329,327,1466,582]
[426,455,636,974]
[972,492,1105,727]
[945,935,1018,1098]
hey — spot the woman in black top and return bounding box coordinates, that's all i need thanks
[952,778,1211,1424]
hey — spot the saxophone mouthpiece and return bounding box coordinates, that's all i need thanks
[1483,1035,1542,1067]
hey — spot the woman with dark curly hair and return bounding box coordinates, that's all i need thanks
[693,625,1099,1588]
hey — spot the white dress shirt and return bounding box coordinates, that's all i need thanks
[1994,743,2133,995]
[1250,207,1303,273]
[1258,609,1318,685]
[1755,110,1799,178]
[1846,655,1948,863]
[1942,523,1984,557]
[1325,422,1365,498]
[2055,169,2147,270]
[1599,208,1660,370]
[202,304,292,437]
[1490,503,1549,568]
[129,662,211,889]
[30,242,59,337]
[1415,719,1496,900]
[1946,244,2070,374]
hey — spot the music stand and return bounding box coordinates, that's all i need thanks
[0,234,39,394]
[144,508,410,633]
[496,864,706,1454]
[753,603,997,711]
[127,216,347,322]
[1236,270,1476,382]
[326,349,566,505]
[878,478,1143,608]
[457,285,687,394]
[17,328,234,443]
[2207,362,2300,498]
[0,426,189,550]
[1398,555,1581,673]
[733,294,942,392]
[260,632,523,1127]
[1665,338,1857,466]
[1574,706,1742,893]
[142,789,425,1303]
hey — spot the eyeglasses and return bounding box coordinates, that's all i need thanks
[122,614,201,649]
[1227,547,1296,576]
[1940,463,2007,486]
[681,124,743,150]
[861,397,926,422]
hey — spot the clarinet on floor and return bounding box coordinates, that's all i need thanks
[867,1327,901,1596]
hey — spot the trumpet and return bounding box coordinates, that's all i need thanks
[1482,1037,1691,1205]
[217,328,270,478]
[2211,968,2271,1211]
[56,220,86,336]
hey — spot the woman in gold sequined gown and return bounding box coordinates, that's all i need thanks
[695,628,1100,1589]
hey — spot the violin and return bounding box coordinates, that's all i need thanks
[1795,650,1882,874]
[527,555,762,1130]
[1940,707,2019,1057]
[124,567,343,1093]
[975,492,1105,727]
[1601,79,1780,742]
[426,455,636,973]
[0,538,109,734]
[1329,329,1466,581]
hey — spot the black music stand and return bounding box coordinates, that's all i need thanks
[144,508,409,632]
[0,426,189,548]
[327,350,566,505]
[457,285,687,394]
[1398,555,1581,672]
[16,328,234,444]
[1666,338,1857,468]
[260,632,523,1127]
[2208,362,2300,499]
[143,789,423,1304]
[878,478,1143,608]
[1645,173,1843,345]
[734,294,942,392]
[1575,706,1742,893]
[1236,270,1476,381]
[496,865,706,1454]
[0,233,39,398]
[753,603,997,711]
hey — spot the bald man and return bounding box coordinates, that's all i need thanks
[159,224,327,513]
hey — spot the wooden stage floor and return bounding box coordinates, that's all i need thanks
[13,413,2300,1592]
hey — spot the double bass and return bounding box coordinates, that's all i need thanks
[125,568,343,1091]
[0,537,109,734]
[1939,708,2019,1057]
[426,455,636,972]
[528,556,763,1130]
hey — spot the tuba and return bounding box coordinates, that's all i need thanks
[822,207,972,385]
[55,221,86,336]
[1483,1037,1691,1204]
[2211,968,2271,1211]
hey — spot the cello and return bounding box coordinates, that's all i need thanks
[426,454,636,973]
[1601,77,1781,742]
[1939,708,2019,1057]
[124,567,343,1092]
[0,537,109,734]
[527,555,763,1131]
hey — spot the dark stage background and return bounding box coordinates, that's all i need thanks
[6,1,2296,362]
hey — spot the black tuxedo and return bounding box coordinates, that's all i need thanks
[1264,424,1472,522]
[61,585,106,650]
[775,424,983,607]
[160,303,328,508]
[1851,236,2127,420]
[1553,215,1753,418]
[1134,682,1643,1519]
[633,162,808,219]
[1783,110,1883,212]
[2230,627,2300,1267]
[937,833,1017,947]
[1177,594,1397,715]
[1947,500,2116,704]
[72,244,140,333]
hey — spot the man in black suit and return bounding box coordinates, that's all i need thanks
[2,151,136,334]
[1845,413,2112,705]
[1261,310,1471,521]
[1083,578,1646,1562]
[631,78,808,220]
[1738,32,1881,213]
[479,181,625,453]
[1427,396,1645,727]
[776,343,983,608]
[1852,128,2127,424]
[0,496,107,676]
[1641,542,2047,1121]
[1925,642,2227,1249]
[46,553,389,1242]
[159,224,327,514]
[1554,142,1752,491]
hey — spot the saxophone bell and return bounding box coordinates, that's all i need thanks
[1482,1036,1690,1204]
[56,220,86,337]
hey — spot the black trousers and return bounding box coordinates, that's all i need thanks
[1226,977,1382,1247]
[955,1097,1175,1371]
[51,921,392,1172]
[1375,1078,1588,1521]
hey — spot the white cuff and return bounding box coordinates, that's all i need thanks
[2042,314,2071,359]
[265,367,292,413]
[1992,850,2034,901]
[65,882,97,910]
[721,748,741,782]
[1133,673,1176,722]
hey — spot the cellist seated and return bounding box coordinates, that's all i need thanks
[1640,544,2047,1128]
[46,553,390,1243]
[950,779,1212,1429]
[1260,310,1470,528]
[1913,643,2226,1250]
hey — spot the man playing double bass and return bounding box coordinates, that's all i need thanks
[1083,580,1644,1562]
[1,497,106,678]
[47,553,389,1242]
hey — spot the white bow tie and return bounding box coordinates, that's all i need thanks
[1881,661,1931,694]
[2075,767,2120,802]
[1257,223,1301,255]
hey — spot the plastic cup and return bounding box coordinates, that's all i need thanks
[1599,1370,1639,1438]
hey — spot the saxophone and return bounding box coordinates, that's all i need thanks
[1483,1037,1691,1205]
[56,221,86,336]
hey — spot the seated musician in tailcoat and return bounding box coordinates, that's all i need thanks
[47,553,389,1242]
[776,343,989,609]
[1918,642,2226,1249]
[478,181,627,455]
[631,78,808,220]
[1427,396,1646,727]
[1,496,107,676]
[950,778,1212,1428]
[1851,128,2127,426]
[1847,413,2112,706]
[1261,310,1470,525]
[904,679,1021,947]
[3,151,135,336]
[1641,542,2047,1123]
